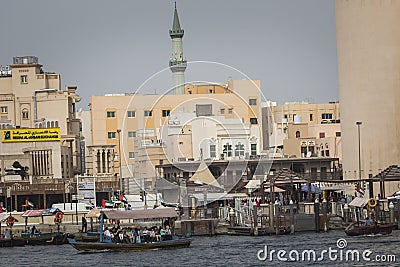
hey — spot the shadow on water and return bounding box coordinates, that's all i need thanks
[0,231,399,266]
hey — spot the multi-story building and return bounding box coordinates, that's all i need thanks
[262,101,341,159]
[89,79,262,193]
[0,56,86,210]
[336,0,400,197]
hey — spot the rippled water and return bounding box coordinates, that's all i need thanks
[0,231,399,266]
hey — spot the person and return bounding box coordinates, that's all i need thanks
[104,227,113,241]
[364,217,373,226]
[81,216,87,233]
[31,225,38,235]
[4,228,11,239]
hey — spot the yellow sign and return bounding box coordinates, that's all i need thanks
[1,128,61,143]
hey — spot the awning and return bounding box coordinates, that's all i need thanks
[0,213,10,222]
[245,180,261,189]
[349,197,368,208]
[22,209,44,217]
[192,192,247,202]
[86,209,103,218]
[265,186,285,193]
[41,208,62,216]
[102,207,178,220]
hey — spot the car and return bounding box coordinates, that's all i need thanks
[387,191,400,202]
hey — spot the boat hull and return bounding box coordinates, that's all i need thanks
[345,223,393,236]
[22,232,69,245]
[69,238,191,252]
[0,238,26,247]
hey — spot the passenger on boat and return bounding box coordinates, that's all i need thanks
[104,227,113,240]
[142,227,150,243]
[4,229,11,239]
[364,217,373,226]
[31,225,38,235]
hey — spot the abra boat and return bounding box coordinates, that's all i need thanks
[0,237,26,247]
[21,232,69,245]
[68,208,191,252]
[345,222,393,236]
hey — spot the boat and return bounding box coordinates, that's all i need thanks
[345,222,393,236]
[0,237,26,247]
[21,232,69,245]
[68,208,192,252]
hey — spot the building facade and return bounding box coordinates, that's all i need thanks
[336,0,400,197]
[0,56,85,210]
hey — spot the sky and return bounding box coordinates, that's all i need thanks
[1,0,338,110]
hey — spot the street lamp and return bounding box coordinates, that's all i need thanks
[117,129,123,193]
[356,121,362,196]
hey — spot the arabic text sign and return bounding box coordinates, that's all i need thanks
[1,128,61,143]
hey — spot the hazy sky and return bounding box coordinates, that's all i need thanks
[1,0,338,110]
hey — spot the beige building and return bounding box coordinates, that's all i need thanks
[262,101,341,158]
[336,0,400,197]
[0,56,84,210]
[89,80,262,193]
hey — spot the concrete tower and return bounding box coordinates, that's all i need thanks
[169,3,187,95]
[336,0,400,196]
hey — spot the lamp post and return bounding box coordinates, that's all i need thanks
[356,121,362,196]
[117,129,123,193]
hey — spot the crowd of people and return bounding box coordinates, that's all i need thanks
[103,224,173,244]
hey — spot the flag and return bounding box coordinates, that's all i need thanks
[101,199,106,208]
[25,200,34,207]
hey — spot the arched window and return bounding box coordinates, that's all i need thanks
[47,121,51,128]
[22,109,29,119]
[51,121,55,128]
[295,131,301,138]
[55,121,59,127]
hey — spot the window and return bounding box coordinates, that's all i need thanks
[21,75,28,84]
[228,108,233,114]
[325,150,330,157]
[250,118,258,124]
[128,131,136,138]
[220,108,225,114]
[309,114,313,121]
[322,113,333,120]
[1,106,7,113]
[336,132,341,137]
[107,111,116,118]
[235,142,245,157]
[222,143,232,157]
[162,110,170,117]
[249,98,257,106]
[250,144,257,156]
[295,131,300,138]
[209,89,215,94]
[196,104,212,116]
[107,132,116,139]
[129,152,135,159]
[210,144,216,158]
[319,132,325,138]
[144,110,152,117]
[127,111,136,118]
[284,114,288,119]
[22,109,29,119]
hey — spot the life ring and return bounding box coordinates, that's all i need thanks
[55,212,64,221]
[6,216,15,227]
[368,198,378,208]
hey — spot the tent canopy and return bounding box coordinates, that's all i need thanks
[265,186,285,193]
[349,197,368,208]
[102,207,178,220]
[189,160,222,188]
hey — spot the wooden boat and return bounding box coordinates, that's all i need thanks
[68,237,191,252]
[0,237,26,247]
[21,232,69,245]
[345,222,393,236]
[73,231,100,242]
[68,208,192,252]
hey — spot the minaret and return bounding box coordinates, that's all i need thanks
[169,2,187,94]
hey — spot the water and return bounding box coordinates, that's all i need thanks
[0,231,399,266]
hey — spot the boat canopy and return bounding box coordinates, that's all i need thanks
[349,197,369,208]
[101,208,178,220]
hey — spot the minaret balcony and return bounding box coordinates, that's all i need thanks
[169,59,187,68]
